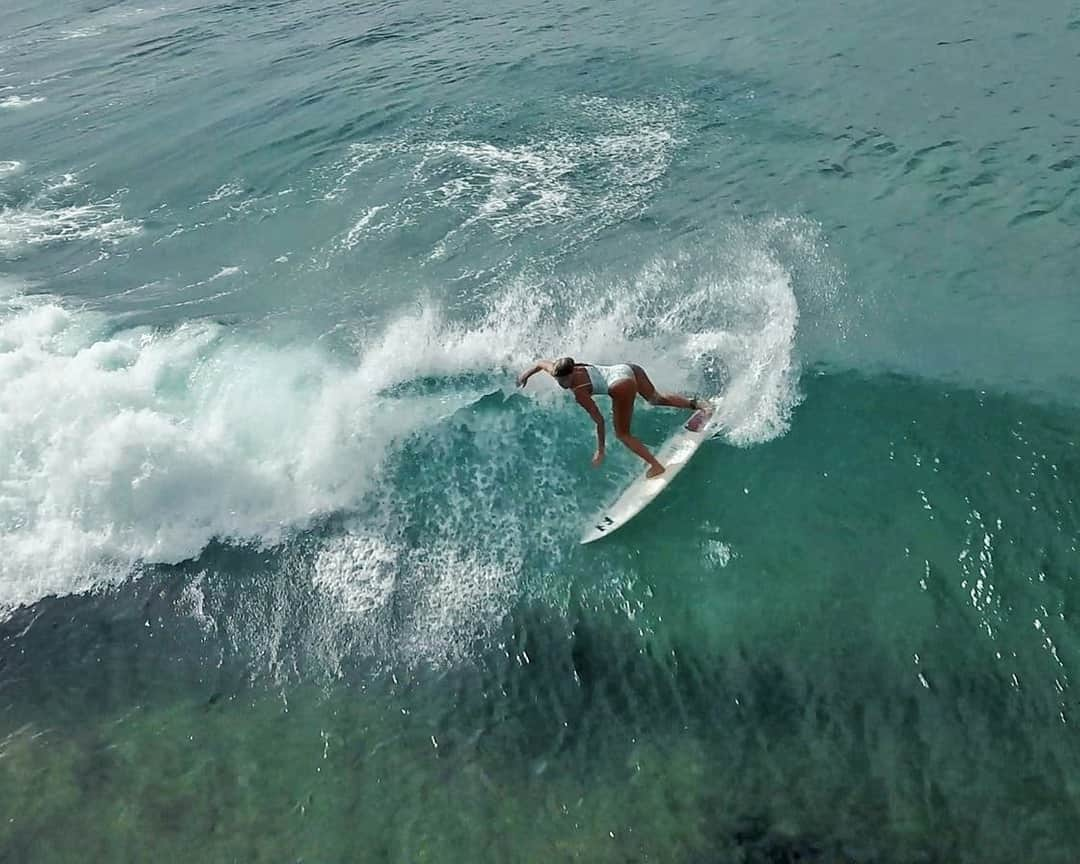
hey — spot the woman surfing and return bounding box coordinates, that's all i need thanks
[517,357,710,477]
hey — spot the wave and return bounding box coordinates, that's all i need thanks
[0,219,817,661]
[0,297,469,617]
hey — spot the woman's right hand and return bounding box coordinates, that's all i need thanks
[517,363,542,388]
[591,449,605,468]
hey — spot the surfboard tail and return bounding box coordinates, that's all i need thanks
[684,407,712,433]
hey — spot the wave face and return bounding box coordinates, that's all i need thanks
[0,212,822,640]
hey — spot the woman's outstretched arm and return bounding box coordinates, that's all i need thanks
[516,359,554,387]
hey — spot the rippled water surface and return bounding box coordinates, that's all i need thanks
[2,0,1079,860]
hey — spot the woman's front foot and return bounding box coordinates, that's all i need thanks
[646,463,666,478]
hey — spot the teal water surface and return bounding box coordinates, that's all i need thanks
[2,0,1079,861]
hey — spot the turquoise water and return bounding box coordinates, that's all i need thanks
[2,0,1079,860]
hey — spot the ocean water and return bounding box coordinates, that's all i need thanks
[2,0,1079,860]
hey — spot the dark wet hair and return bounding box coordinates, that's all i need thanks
[552,357,575,378]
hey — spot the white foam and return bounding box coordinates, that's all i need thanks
[47,173,79,192]
[0,96,46,110]
[320,96,685,252]
[0,201,140,250]
[0,295,480,618]
[208,265,241,282]
[0,161,22,177]
[398,538,520,665]
[60,27,105,40]
[313,532,398,618]
[204,182,243,203]
[703,539,735,568]
[307,528,520,668]
[304,439,535,668]
[341,205,388,249]
[418,139,577,238]
[175,572,215,634]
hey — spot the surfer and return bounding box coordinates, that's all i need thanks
[517,357,708,477]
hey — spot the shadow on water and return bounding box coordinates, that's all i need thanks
[2,591,1078,862]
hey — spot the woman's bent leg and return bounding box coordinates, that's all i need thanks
[630,364,697,410]
[610,380,666,477]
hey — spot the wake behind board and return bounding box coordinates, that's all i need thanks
[580,407,715,545]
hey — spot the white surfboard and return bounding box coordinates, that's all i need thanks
[580,407,715,544]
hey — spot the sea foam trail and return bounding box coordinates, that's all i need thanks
[0,171,140,252]
[0,221,818,619]
[319,95,687,261]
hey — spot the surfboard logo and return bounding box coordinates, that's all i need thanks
[581,404,716,544]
